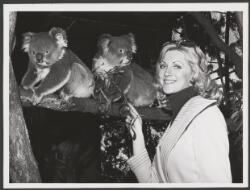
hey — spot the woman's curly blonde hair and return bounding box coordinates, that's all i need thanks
[156,41,223,102]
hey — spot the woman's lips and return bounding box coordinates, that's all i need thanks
[164,79,176,84]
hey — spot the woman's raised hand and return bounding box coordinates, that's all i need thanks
[124,103,142,140]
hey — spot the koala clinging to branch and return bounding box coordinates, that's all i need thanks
[92,33,157,110]
[21,27,94,104]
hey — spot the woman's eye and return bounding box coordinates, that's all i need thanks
[160,64,166,69]
[173,65,182,69]
[32,51,35,55]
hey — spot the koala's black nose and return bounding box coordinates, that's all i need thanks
[127,52,133,60]
[36,53,43,62]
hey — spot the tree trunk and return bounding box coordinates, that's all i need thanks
[9,12,41,183]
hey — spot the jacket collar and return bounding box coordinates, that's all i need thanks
[168,86,198,122]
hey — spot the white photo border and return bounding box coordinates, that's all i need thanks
[3,2,249,189]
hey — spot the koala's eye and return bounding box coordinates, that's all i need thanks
[45,50,49,54]
[119,49,124,53]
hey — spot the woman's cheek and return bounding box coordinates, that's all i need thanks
[158,71,164,86]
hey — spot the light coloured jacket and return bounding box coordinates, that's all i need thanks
[127,96,232,183]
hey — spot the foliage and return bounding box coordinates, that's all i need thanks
[100,117,167,182]
[224,82,243,182]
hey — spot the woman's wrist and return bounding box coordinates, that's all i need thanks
[132,130,146,156]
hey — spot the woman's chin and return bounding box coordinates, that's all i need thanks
[163,88,177,95]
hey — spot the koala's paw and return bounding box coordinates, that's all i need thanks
[58,90,75,107]
[22,85,30,90]
[19,87,36,104]
[59,90,71,101]
[98,101,112,118]
[32,93,43,105]
[21,81,34,90]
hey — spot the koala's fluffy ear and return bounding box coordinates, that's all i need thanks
[49,27,68,48]
[128,33,137,53]
[22,32,34,52]
[97,34,111,53]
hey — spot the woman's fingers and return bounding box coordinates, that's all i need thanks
[127,103,138,116]
[125,116,131,123]
[124,103,142,140]
[126,103,142,123]
[125,115,135,127]
[125,115,136,139]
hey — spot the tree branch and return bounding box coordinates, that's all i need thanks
[20,88,172,121]
[189,12,243,79]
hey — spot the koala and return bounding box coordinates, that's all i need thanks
[92,33,157,108]
[21,27,94,104]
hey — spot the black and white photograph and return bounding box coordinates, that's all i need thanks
[3,2,248,189]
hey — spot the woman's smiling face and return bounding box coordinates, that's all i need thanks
[158,50,193,94]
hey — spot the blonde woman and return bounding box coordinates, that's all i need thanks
[126,40,232,183]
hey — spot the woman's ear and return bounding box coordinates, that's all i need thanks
[189,77,195,86]
[189,65,199,85]
[189,72,196,86]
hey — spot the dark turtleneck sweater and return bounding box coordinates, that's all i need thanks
[168,86,198,123]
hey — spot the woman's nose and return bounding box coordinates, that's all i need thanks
[164,66,172,76]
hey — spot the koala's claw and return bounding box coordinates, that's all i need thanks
[22,85,30,90]
[60,97,75,107]
[32,94,42,105]
[98,101,112,117]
